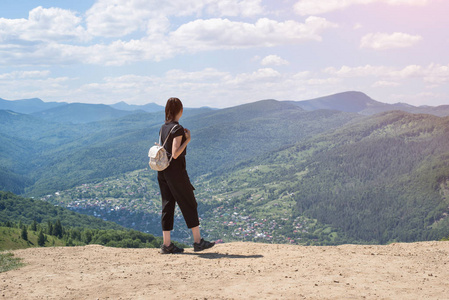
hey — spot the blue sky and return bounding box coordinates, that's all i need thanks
[0,0,448,108]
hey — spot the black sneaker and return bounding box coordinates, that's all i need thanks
[160,242,184,254]
[193,238,215,252]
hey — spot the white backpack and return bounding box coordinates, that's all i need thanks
[148,125,178,171]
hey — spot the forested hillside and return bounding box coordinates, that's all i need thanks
[0,108,209,195]
[0,191,176,250]
[0,191,122,229]
[0,100,360,196]
[204,111,449,243]
[2,93,449,245]
[42,111,449,245]
[290,112,449,242]
[182,100,361,178]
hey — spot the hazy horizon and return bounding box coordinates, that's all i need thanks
[1,90,448,109]
[0,0,448,108]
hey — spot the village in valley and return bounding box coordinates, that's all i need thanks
[42,168,341,245]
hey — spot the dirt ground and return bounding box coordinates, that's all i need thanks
[1,241,449,299]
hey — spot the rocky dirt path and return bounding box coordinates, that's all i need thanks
[1,241,449,299]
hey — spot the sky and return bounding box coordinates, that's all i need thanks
[0,0,448,108]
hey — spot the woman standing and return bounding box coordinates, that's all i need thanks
[157,97,215,254]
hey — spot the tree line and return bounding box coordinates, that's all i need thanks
[1,220,176,249]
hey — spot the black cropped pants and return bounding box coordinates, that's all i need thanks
[157,162,199,231]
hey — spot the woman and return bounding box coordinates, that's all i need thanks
[157,97,215,254]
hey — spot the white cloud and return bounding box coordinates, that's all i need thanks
[324,65,391,77]
[294,0,428,16]
[85,0,265,38]
[393,65,422,78]
[5,63,447,108]
[164,68,232,83]
[170,17,338,51]
[76,68,284,106]
[206,0,264,17]
[146,16,171,37]
[324,64,421,79]
[0,36,174,67]
[360,32,422,50]
[422,63,449,85]
[233,68,281,83]
[5,62,446,108]
[0,6,89,42]
[294,0,368,16]
[62,16,336,66]
[0,75,71,101]
[383,0,428,4]
[306,77,341,85]
[324,63,449,86]
[260,55,290,66]
[85,0,158,37]
[0,70,51,79]
[0,13,337,67]
[353,23,363,30]
[0,67,317,107]
[372,80,400,87]
[292,71,312,79]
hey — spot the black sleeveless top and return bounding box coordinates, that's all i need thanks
[159,121,187,170]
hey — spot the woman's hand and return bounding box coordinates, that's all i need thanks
[184,128,191,141]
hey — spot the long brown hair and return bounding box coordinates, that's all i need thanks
[165,97,183,123]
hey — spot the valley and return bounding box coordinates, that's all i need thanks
[42,168,340,245]
[2,91,449,247]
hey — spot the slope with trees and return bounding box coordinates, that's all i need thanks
[217,111,449,243]
[0,191,181,250]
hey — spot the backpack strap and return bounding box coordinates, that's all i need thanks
[160,125,179,147]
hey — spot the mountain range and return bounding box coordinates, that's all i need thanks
[2,91,449,124]
[0,97,165,123]
[291,91,449,116]
[0,97,65,114]
[1,91,449,245]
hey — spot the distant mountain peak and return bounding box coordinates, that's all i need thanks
[110,101,164,113]
[293,91,382,113]
[286,91,449,117]
[0,97,66,114]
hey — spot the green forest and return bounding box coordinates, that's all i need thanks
[0,221,170,250]
[0,191,184,251]
[226,111,449,243]
[1,95,449,247]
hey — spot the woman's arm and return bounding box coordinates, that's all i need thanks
[172,128,191,159]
